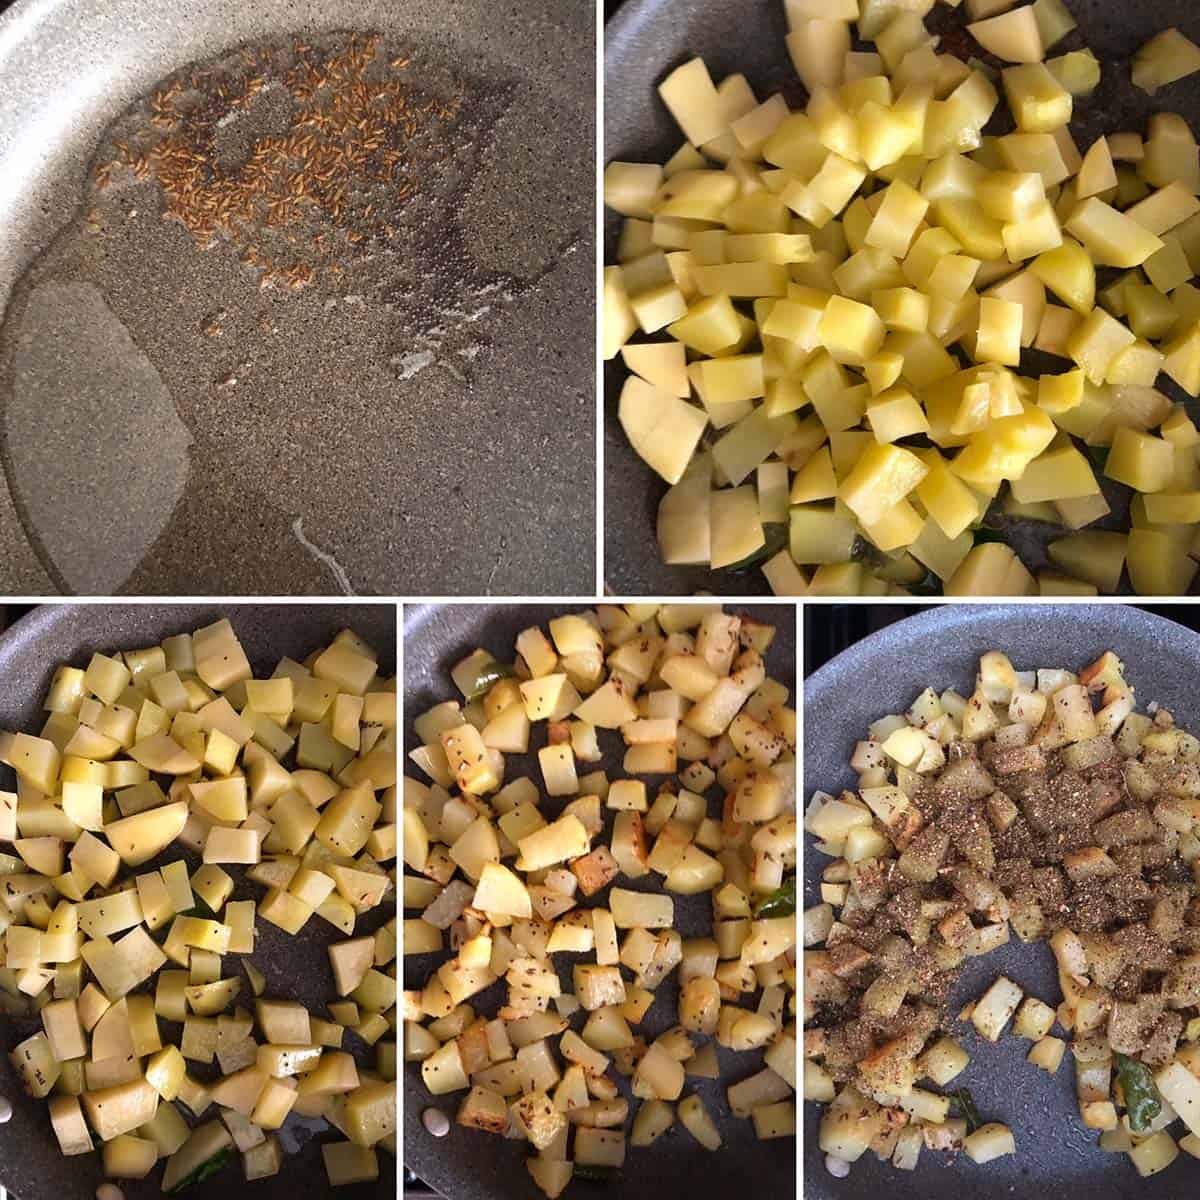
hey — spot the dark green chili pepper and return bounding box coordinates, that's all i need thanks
[972,526,1007,546]
[168,1146,234,1193]
[951,1088,982,1133]
[753,876,796,918]
[1115,1051,1163,1134]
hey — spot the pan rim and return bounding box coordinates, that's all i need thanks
[804,603,1200,705]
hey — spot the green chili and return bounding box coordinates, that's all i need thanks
[753,876,796,918]
[951,1088,982,1133]
[1115,1051,1163,1134]
[168,1146,234,1193]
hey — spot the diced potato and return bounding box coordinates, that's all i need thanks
[1028,1035,1066,1072]
[968,7,1044,64]
[972,975,1023,1041]
[1133,29,1200,96]
[322,1142,379,1186]
[964,1122,1016,1163]
[1129,1130,1179,1177]
[678,1093,722,1150]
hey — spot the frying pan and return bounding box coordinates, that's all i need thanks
[402,602,797,1200]
[0,0,594,596]
[803,601,1200,1199]
[0,602,397,1200]
[604,1,1200,596]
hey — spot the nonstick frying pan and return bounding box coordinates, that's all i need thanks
[0,0,593,597]
[603,1,1200,596]
[402,602,797,1200]
[803,602,1200,1199]
[0,602,396,1200]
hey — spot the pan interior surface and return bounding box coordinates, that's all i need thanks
[603,0,1200,597]
[803,603,1200,1200]
[402,602,797,1200]
[0,0,594,596]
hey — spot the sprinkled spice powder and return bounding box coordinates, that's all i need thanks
[94,33,462,292]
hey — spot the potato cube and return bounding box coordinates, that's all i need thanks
[1105,428,1174,493]
[1013,996,1056,1040]
[1066,197,1164,268]
[818,295,885,365]
[1133,29,1200,96]
[971,975,1023,1041]
[975,297,1023,365]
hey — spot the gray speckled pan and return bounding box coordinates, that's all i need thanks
[403,602,796,1200]
[0,0,594,597]
[803,602,1200,1199]
[604,1,1200,596]
[0,602,396,1200]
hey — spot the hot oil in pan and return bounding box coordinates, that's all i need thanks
[0,31,577,595]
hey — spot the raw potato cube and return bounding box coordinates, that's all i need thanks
[1133,29,1200,95]
[83,1079,159,1142]
[104,801,189,865]
[619,377,709,487]
[329,937,375,997]
[658,58,725,146]
[968,7,1044,64]
[1066,198,1164,268]
[102,1133,157,1178]
[1003,63,1072,133]
[41,998,86,1062]
[818,295,885,365]
[243,1136,283,1182]
[839,444,928,527]
[1105,428,1174,493]
[604,267,639,361]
